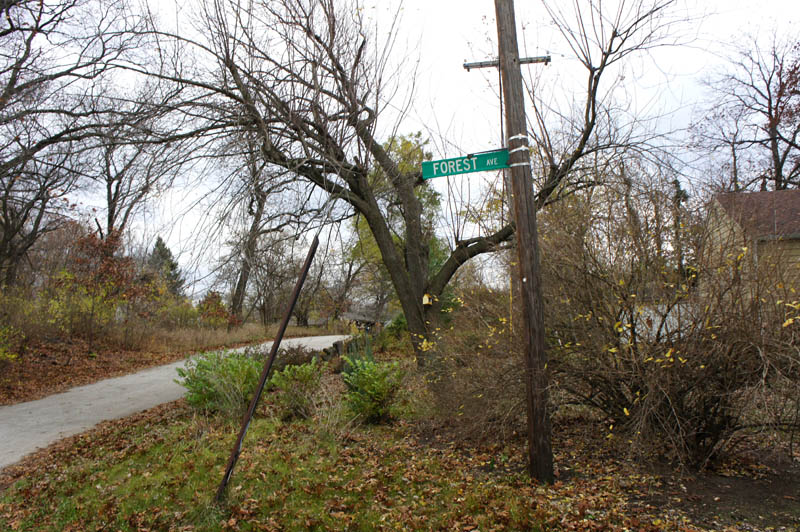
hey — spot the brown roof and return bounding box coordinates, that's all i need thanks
[715,189,800,239]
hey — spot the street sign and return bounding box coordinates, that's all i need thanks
[422,149,509,180]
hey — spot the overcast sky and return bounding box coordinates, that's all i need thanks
[378,0,797,156]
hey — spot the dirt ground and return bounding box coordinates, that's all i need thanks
[415,413,800,531]
[562,418,800,531]
[640,450,800,530]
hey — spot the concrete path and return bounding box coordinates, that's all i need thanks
[0,335,347,469]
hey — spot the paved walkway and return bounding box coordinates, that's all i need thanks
[0,335,347,469]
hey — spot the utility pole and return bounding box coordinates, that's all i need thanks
[464,51,549,335]
[494,0,554,483]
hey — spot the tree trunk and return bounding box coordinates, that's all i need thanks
[296,313,309,327]
[769,124,785,189]
[230,187,267,327]
[1,257,17,287]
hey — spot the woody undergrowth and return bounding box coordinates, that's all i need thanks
[422,192,800,472]
[419,284,530,443]
[0,229,326,369]
[0,323,697,531]
[5,296,792,530]
[536,188,800,471]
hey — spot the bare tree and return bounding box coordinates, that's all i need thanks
[0,0,148,284]
[526,0,687,207]
[698,33,800,191]
[248,233,295,325]
[227,162,300,324]
[87,92,197,240]
[204,130,323,325]
[129,0,510,361]
[321,238,368,321]
[228,168,268,324]
[134,0,688,364]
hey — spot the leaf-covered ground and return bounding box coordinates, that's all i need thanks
[0,338,189,406]
[1,398,797,531]
[0,327,327,406]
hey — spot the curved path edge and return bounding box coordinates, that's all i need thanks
[0,335,348,470]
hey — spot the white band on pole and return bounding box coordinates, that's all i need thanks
[509,161,529,167]
[508,133,529,142]
[509,146,528,154]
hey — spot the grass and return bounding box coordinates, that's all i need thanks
[0,404,554,531]
[4,391,797,531]
[146,323,332,354]
[3,326,797,531]
[2,369,733,532]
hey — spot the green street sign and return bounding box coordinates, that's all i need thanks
[422,149,509,180]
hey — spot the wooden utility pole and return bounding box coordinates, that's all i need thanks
[494,0,554,483]
[463,55,550,334]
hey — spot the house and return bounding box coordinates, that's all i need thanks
[622,190,800,341]
[706,189,800,290]
[341,305,393,330]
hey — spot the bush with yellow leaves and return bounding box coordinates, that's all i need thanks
[540,179,800,469]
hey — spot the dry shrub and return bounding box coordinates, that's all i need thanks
[0,286,56,345]
[312,374,359,442]
[112,321,328,356]
[267,344,319,372]
[431,284,528,442]
[146,322,279,353]
[540,179,800,469]
[1,219,332,357]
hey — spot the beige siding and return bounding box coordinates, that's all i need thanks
[702,201,754,288]
[704,201,748,264]
[756,239,800,289]
[700,200,800,302]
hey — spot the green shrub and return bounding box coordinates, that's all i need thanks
[197,291,229,329]
[175,351,261,416]
[47,270,119,339]
[342,356,404,424]
[157,298,198,328]
[385,315,407,337]
[269,359,325,420]
[375,316,413,354]
[0,288,54,341]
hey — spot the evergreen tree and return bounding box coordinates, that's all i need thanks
[148,236,185,297]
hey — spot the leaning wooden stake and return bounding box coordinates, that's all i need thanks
[494,0,555,483]
[216,235,320,502]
